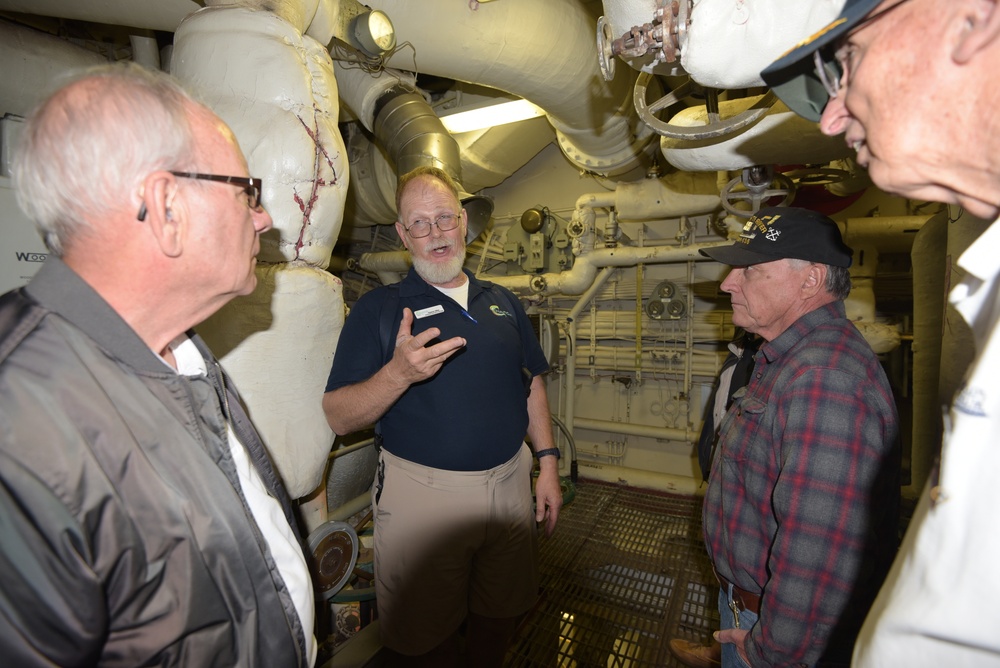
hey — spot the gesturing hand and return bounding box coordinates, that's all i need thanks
[387,308,466,386]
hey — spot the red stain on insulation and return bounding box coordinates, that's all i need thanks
[292,108,340,255]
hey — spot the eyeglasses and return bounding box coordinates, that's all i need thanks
[813,0,914,100]
[402,212,463,238]
[137,171,263,221]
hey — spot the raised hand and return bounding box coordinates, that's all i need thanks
[386,308,467,386]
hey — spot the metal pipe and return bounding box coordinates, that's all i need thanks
[329,437,376,461]
[574,416,694,442]
[129,33,161,71]
[490,240,731,296]
[562,266,618,483]
[576,461,701,496]
[328,491,372,523]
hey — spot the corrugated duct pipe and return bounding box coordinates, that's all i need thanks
[334,64,493,243]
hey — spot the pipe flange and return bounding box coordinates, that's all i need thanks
[529,275,548,294]
[566,218,588,239]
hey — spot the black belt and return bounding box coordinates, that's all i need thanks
[715,568,761,616]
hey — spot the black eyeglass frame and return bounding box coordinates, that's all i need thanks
[137,171,263,221]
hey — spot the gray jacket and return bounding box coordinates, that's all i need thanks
[0,258,311,667]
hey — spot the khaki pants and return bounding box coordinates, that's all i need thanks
[373,444,539,655]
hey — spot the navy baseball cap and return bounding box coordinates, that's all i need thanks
[700,207,853,268]
[761,0,897,122]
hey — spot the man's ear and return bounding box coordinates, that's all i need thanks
[395,220,410,250]
[953,0,1000,64]
[142,171,183,258]
[801,263,826,297]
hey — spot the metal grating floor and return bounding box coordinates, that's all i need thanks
[505,480,719,667]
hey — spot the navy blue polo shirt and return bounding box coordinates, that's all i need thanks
[326,269,549,471]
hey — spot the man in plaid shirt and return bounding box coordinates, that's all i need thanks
[699,206,900,667]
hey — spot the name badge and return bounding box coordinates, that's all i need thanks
[414,305,444,319]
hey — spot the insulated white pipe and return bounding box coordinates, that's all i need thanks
[614,172,721,221]
[356,241,728,296]
[661,99,850,172]
[368,0,653,176]
[0,0,198,32]
[0,20,106,117]
[173,6,349,267]
[489,241,728,296]
[172,5,349,501]
[680,0,844,89]
[129,34,161,71]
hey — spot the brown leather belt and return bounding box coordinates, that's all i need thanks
[714,568,761,615]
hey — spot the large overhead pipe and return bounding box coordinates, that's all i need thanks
[367,0,655,177]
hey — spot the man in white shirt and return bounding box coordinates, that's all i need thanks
[761,0,1000,665]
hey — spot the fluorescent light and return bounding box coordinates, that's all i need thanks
[439,99,546,134]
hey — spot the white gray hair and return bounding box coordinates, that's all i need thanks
[788,258,852,300]
[13,62,199,255]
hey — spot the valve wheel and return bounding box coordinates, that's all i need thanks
[634,72,776,140]
[720,172,795,218]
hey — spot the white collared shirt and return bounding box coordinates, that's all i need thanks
[169,336,317,666]
[854,219,1000,666]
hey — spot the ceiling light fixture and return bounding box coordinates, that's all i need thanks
[439,99,546,134]
[351,9,396,57]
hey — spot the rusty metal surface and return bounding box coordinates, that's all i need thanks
[506,480,719,667]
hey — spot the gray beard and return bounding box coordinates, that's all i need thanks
[411,247,467,285]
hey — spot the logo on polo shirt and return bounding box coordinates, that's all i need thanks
[490,305,512,318]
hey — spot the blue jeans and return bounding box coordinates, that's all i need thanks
[718,586,757,668]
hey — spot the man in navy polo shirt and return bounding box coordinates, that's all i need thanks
[323,166,561,667]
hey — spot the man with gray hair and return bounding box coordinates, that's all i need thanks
[699,206,899,667]
[761,0,1000,664]
[0,63,315,667]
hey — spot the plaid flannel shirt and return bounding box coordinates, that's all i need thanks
[703,302,900,666]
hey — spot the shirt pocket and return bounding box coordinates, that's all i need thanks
[716,393,768,464]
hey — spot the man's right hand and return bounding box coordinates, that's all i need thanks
[385,308,466,386]
[323,309,467,435]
